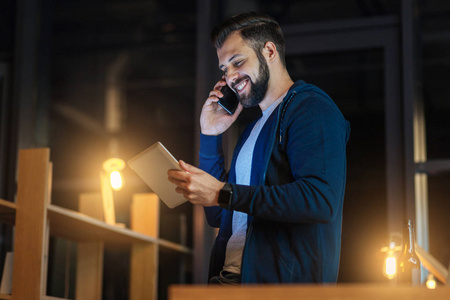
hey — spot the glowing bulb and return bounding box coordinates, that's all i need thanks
[426,274,436,289]
[103,157,125,190]
[110,171,123,190]
[383,241,397,279]
[385,255,397,279]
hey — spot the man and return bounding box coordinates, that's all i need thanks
[168,12,350,284]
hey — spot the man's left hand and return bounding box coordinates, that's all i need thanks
[167,160,225,207]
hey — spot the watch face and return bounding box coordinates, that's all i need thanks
[218,184,232,209]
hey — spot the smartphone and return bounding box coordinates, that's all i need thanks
[218,84,239,115]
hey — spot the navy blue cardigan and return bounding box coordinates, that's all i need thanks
[199,80,350,283]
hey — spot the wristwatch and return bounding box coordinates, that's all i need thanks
[218,183,233,209]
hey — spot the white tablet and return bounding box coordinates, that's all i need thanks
[127,142,187,208]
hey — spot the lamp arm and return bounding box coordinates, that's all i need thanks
[415,244,448,285]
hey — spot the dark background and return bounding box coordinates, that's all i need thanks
[1,0,450,299]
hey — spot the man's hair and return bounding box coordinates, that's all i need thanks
[211,12,286,67]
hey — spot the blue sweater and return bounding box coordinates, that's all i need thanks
[199,80,350,283]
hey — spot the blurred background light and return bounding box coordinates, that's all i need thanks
[103,157,126,191]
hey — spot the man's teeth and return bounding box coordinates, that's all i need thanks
[237,81,246,91]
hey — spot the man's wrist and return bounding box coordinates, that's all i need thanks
[218,183,233,209]
[200,133,223,157]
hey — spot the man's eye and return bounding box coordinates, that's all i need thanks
[235,60,243,67]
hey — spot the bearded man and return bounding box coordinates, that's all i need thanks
[168,12,350,284]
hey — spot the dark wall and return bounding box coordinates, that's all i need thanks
[1,0,450,297]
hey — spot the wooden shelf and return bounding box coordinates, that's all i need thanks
[0,293,69,299]
[0,199,16,225]
[48,204,158,244]
[0,199,191,254]
[47,204,191,254]
[0,199,16,213]
[6,149,192,300]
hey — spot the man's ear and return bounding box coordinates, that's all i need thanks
[263,41,277,62]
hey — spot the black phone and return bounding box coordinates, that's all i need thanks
[218,84,239,115]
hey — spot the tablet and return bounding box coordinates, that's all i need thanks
[127,142,187,208]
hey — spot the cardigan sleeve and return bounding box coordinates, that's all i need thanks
[198,133,227,227]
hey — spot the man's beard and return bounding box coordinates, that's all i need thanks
[235,54,270,108]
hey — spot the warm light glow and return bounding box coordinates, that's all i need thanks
[383,241,397,280]
[426,274,436,289]
[103,157,125,190]
[102,157,125,173]
[110,171,123,190]
[385,255,397,279]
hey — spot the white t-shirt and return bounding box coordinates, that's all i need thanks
[222,92,287,274]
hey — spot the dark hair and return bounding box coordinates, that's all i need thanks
[211,12,286,67]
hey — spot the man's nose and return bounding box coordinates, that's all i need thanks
[226,70,239,86]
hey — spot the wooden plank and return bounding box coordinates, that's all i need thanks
[76,193,104,300]
[129,193,160,300]
[47,204,157,244]
[130,243,158,300]
[130,193,159,238]
[0,294,11,299]
[41,162,53,296]
[158,239,192,254]
[0,199,16,212]
[42,219,50,295]
[169,284,450,300]
[0,252,13,295]
[0,199,16,225]
[76,242,103,300]
[47,204,191,254]
[42,296,70,300]
[12,148,50,300]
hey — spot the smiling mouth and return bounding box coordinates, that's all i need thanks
[234,79,249,94]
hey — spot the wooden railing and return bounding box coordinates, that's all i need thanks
[169,284,450,300]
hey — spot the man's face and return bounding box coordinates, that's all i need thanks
[217,32,270,108]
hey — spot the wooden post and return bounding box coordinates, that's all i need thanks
[12,148,51,300]
[129,193,159,300]
[100,171,116,225]
[75,193,105,300]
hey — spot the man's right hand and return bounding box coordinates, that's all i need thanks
[200,79,243,136]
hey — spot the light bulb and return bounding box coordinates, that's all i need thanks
[384,241,397,279]
[426,274,436,289]
[103,157,125,190]
[110,170,123,190]
[385,255,397,279]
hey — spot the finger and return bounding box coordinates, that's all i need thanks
[175,187,188,197]
[213,80,227,91]
[179,160,201,174]
[209,90,223,99]
[175,187,194,202]
[203,95,220,107]
[167,175,188,188]
[167,169,189,181]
